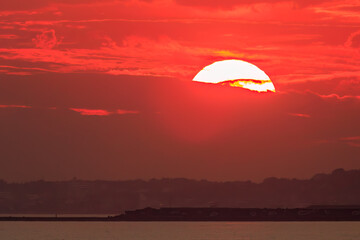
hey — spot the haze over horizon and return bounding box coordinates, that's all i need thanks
[1,167,359,183]
[1,168,359,213]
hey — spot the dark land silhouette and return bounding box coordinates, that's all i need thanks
[0,168,359,214]
[2,207,360,221]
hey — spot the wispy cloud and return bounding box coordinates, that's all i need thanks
[0,34,18,39]
[0,104,31,108]
[339,136,360,147]
[70,108,140,116]
[289,113,311,118]
[345,29,360,48]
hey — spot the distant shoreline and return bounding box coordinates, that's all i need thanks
[1,207,359,222]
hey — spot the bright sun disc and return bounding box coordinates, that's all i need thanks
[193,59,275,92]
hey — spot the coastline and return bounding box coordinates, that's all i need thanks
[1,207,359,222]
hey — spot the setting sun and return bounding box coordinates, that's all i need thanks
[193,60,275,93]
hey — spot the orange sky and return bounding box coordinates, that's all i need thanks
[0,0,359,182]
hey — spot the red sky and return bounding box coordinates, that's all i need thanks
[0,0,359,182]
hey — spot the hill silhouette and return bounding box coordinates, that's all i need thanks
[0,168,359,214]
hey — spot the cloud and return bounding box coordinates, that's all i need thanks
[314,92,360,101]
[70,108,112,116]
[0,100,140,116]
[116,109,140,114]
[289,113,311,118]
[70,108,140,116]
[278,76,360,97]
[0,35,249,77]
[0,34,18,39]
[0,0,108,11]
[174,0,335,9]
[1,32,359,83]
[32,29,61,49]
[335,78,360,95]
[345,30,360,48]
[0,0,349,26]
[336,5,360,12]
[0,104,31,108]
[0,0,341,13]
[312,1,360,21]
[339,136,360,147]
[0,0,359,98]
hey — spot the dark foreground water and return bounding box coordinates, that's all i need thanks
[0,222,359,240]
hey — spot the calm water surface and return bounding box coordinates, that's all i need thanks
[0,222,359,240]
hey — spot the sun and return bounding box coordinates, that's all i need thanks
[193,59,275,92]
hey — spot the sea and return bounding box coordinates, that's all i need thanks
[0,221,359,240]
